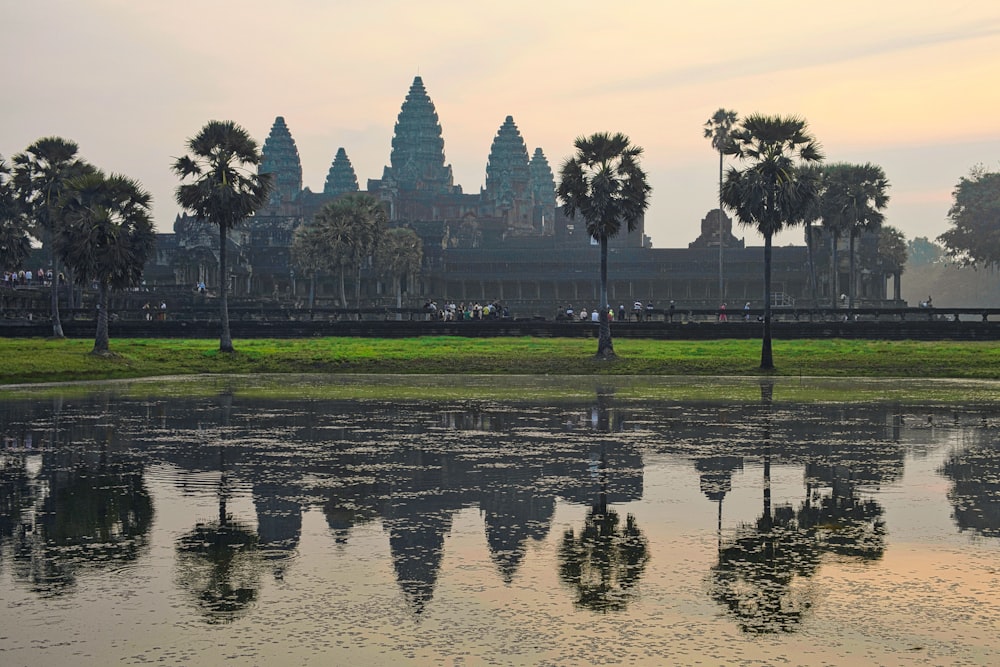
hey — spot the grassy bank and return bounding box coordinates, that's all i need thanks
[1,336,998,385]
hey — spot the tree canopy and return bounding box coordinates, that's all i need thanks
[299,193,386,308]
[557,131,651,359]
[704,108,739,298]
[173,120,272,352]
[57,170,155,354]
[721,114,823,369]
[907,236,945,267]
[877,225,907,274]
[938,167,1000,268]
[12,136,95,337]
[819,162,890,308]
[0,155,31,270]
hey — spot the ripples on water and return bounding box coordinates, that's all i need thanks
[1,376,999,666]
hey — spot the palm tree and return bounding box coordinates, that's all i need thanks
[375,226,423,318]
[172,121,272,353]
[877,225,907,301]
[0,156,31,271]
[12,137,94,338]
[57,171,155,354]
[308,194,386,312]
[798,165,823,308]
[557,132,651,359]
[819,163,890,310]
[343,194,386,311]
[704,109,739,300]
[721,114,823,369]
[290,219,327,310]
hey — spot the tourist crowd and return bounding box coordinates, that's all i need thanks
[424,300,511,321]
[560,300,669,322]
[3,268,55,288]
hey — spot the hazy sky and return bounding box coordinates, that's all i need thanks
[4,0,1000,248]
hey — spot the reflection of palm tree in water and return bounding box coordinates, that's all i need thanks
[558,477,649,611]
[709,380,886,633]
[559,387,649,611]
[696,456,743,551]
[709,380,817,633]
[175,394,261,623]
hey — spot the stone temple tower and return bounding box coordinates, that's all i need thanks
[528,147,557,234]
[381,76,457,194]
[324,147,359,198]
[483,115,533,232]
[260,116,303,207]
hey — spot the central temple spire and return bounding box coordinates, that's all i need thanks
[383,76,457,194]
[260,116,302,206]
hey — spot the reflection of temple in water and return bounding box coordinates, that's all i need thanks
[4,388,999,622]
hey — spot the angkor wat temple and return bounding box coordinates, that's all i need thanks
[147,76,902,315]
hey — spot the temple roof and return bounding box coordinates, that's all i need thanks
[385,76,456,194]
[260,116,303,205]
[484,115,531,210]
[324,147,359,197]
[529,147,556,209]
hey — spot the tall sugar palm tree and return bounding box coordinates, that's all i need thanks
[819,163,890,310]
[721,114,823,369]
[375,226,423,318]
[173,121,272,352]
[877,225,907,301]
[557,132,651,359]
[308,194,385,311]
[342,194,386,311]
[0,156,31,272]
[290,219,328,310]
[320,206,356,310]
[56,171,155,354]
[12,137,94,338]
[798,165,823,308]
[704,109,739,300]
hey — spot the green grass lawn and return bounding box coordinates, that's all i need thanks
[1,336,998,385]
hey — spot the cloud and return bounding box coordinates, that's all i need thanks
[579,19,1000,97]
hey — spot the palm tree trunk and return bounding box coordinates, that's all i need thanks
[338,265,347,313]
[831,232,840,309]
[805,223,818,308]
[718,150,724,300]
[92,282,109,354]
[49,245,64,338]
[848,233,856,310]
[761,231,774,370]
[355,255,363,315]
[219,225,234,353]
[596,236,615,359]
[395,275,403,321]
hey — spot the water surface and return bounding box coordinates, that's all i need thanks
[1,375,998,666]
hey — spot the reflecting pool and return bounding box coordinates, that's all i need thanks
[1,375,999,666]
